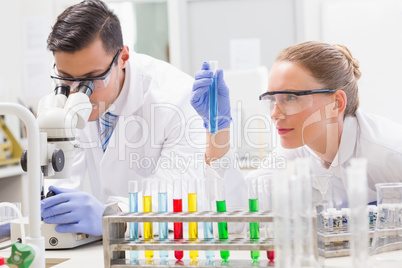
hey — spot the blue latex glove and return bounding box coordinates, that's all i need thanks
[41,185,106,237]
[191,62,232,131]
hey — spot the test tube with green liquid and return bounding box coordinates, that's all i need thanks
[128,181,139,264]
[188,178,198,261]
[215,178,230,261]
[248,177,260,262]
[143,179,153,260]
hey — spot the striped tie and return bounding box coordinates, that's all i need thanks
[99,112,118,152]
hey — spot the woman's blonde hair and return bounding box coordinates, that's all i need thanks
[275,41,361,116]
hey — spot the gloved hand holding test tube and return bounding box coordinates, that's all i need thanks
[191,61,232,134]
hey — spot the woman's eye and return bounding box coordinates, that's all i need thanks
[283,94,297,102]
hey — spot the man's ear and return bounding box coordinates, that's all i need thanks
[120,45,130,68]
[334,90,347,115]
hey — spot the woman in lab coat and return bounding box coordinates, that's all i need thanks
[191,41,402,209]
[40,0,205,237]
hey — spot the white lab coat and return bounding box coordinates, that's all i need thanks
[49,53,206,213]
[219,109,402,209]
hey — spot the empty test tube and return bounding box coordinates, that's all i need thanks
[128,181,139,263]
[158,180,169,260]
[143,179,153,260]
[188,178,198,261]
[248,177,260,262]
[173,179,184,261]
[215,178,230,261]
[209,61,219,134]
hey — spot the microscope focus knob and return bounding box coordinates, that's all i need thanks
[52,149,65,172]
[20,150,28,172]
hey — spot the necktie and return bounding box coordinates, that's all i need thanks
[99,112,118,152]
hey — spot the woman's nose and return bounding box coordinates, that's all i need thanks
[270,103,286,120]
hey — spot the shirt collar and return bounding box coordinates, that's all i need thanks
[106,54,145,116]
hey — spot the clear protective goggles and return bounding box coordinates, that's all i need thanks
[259,89,336,116]
[50,47,122,93]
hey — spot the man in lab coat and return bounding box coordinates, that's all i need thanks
[40,0,205,237]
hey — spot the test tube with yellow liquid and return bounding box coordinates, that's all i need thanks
[188,178,198,262]
[143,179,153,261]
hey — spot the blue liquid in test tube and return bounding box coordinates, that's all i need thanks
[128,180,139,263]
[202,178,215,262]
[158,180,169,260]
[209,61,219,134]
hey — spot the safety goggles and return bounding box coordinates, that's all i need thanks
[259,89,336,116]
[50,47,122,93]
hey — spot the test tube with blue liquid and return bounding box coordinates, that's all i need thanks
[128,180,139,264]
[201,178,215,263]
[248,177,260,262]
[209,61,219,134]
[143,179,154,261]
[158,180,169,261]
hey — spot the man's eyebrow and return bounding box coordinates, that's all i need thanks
[57,68,103,78]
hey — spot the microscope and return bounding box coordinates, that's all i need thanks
[11,81,102,249]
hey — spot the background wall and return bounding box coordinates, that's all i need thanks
[0,0,401,148]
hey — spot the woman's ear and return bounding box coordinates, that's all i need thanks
[334,90,347,115]
[120,45,130,68]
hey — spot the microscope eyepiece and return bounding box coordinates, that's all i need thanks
[77,81,95,97]
[54,83,70,97]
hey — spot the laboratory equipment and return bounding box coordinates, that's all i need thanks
[102,209,274,267]
[273,159,320,268]
[0,117,22,166]
[142,179,153,261]
[158,180,169,261]
[0,203,21,243]
[208,61,218,134]
[201,178,215,263]
[11,82,102,249]
[128,180,139,263]
[312,173,333,213]
[346,158,369,268]
[173,178,183,261]
[247,177,260,262]
[188,178,198,262]
[259,174,275,262]
[370,182,402,266]
[215,178,230,262]
[0,102,45,268]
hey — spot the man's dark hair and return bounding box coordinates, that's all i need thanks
[47,0,123,55]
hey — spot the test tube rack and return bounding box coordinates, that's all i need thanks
[317,231,374,258]
[102,210,274,267]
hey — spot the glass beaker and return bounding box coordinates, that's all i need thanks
[370,183,402,267]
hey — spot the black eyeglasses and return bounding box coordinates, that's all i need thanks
[259,89,336,115]
[51,47,123,92]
